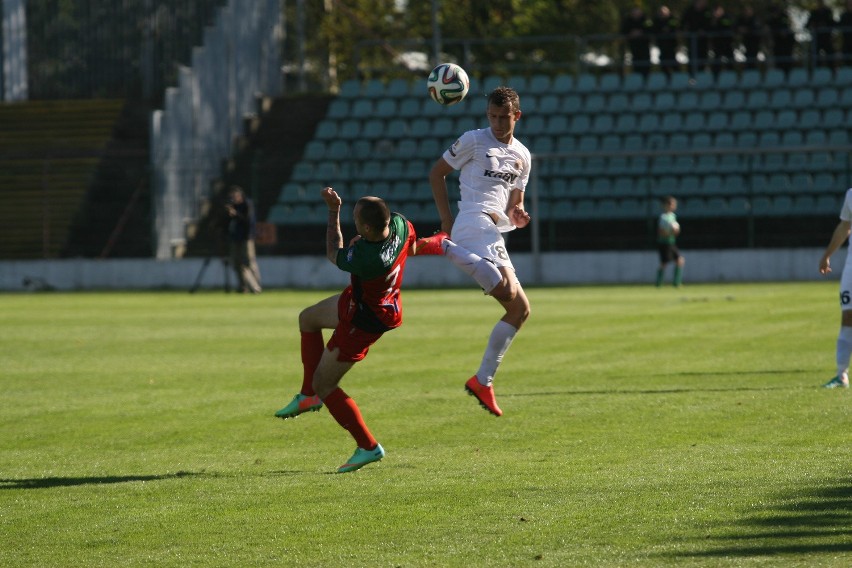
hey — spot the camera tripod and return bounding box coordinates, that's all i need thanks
[189,255,232,294]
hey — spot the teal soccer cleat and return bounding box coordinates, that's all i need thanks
[337,444,385,473]
[274,393,323,419]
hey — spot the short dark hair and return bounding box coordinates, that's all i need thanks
[356,196,390,230]
[488,86,521,113]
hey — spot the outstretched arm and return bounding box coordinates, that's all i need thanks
[321,187,343,265]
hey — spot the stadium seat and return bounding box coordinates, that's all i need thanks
[836,66,852,86]
[716,70,738,90]
[721,90,746,110]
[671,153,694,174]
[781,130,803,147]
[528,74,551,94]
[660,113,683,133]
[548,114,569,134]
[815,88,839,109]
[816,194,842,214]
[763,68,785,88]
[645,72,669,91]
[728,110,751,131]
[790,173,814,193]
[575,73,598,93]
[614,113,638,133]
[714,132,735,148]
[745,90,769,109]
[699,90,722,110]
[570,115,592,135]
[524,115,547,136]
[338,79,361,98]
[655,91,677,112]
[695,154,718,174]
[577,135,599,152]
[537,94,560,114]
[327,99,350,120]
[591,114,615,133]
[768,89,793,110]
[622,73,644,92]
[791,88,815,110]
[386,78,411,98]
[361,119,385,140]
[631,92,653,112]
[600,134,621,151]
[739,68,761,90]
[585,94,607,113]
[683,112,705,133]
[736,131,758,148]
[599,73,621,92]
[303,140,326,161]
[786,68,809,88]
[551,74,574,93]
[805,130,827,146]
[667,72,691,91]
[798,109,820,131]
[562,93,582,113]
[622,133,644,151]
[637,113,660,133]
[775,110,797,132]
[677,90,700,112]
[608,92,629,112]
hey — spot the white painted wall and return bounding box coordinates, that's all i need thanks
[0,248,841,292]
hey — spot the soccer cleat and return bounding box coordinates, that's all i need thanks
[822,374,850,389]
[465,376,503,417]
[337,443,385,473]
[274,393,323,419]
[412,231,449,256]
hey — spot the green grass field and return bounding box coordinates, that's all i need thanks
[1,283,850,567]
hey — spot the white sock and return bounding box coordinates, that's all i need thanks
[836,326,852,377]
[443,240,502,294]
[476,320,518,386]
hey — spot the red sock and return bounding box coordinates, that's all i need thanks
[322,388,377,450]
[300,331,324,396]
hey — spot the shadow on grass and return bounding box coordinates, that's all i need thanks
[0,471,202,490]
[672,479,852,559]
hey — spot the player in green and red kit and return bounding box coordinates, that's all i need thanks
[274,187,447,473]
[656,195,684,287]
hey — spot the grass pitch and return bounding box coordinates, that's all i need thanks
[1,283,850,567]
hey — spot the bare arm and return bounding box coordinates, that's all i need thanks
[429,158,456,235]
[506,188,530,229]
[820,220,851,274]
[321,187,343,265]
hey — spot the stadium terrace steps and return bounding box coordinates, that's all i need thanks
[0,99,149,260]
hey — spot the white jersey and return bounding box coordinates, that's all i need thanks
[442,127,532,233]
[840,188,852,272]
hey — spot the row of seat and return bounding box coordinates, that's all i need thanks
[268,192,843,224]
[339,67,852,100]
[332,84,852,121]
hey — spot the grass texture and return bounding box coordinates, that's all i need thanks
[1,283,850,567]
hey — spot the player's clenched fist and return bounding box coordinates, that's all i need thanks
[321,187,342,210]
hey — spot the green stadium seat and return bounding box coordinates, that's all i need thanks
[763,68,785,88]
[768,88,792,109]
[591,178,613,196]
[315,121,338,140]
[577,135,599,152]
[362,79,385,98]
[524,115,547,135]
[529,74,551,93]
[695,154,718,174]
[781,130,803,147]
[398,98,421,117]
[562,93,582,113]
[728,110,751,131]
[655,91,677,111]
[719,153,745,174]
[608,92,629,112]
[667,72,692,91]
[816,194,842,214]
[584,94,606,113]
[645,72,669,91]
[672,153,694,174]
[739,68,761,90]
[786,68,809,88]
[537,94,560,113]
[631,92,653,112]
[569,115,592,135]
[508,75,529,92]
[775,110,797,132]
[375,98,398,117]
[622,73,645,92]
[721,90,746,110]
[813,172,837,193]
[798,109,820,130]
[699,91,722,110]
[791,88,815,110]
[660,113,683,132]
[805,130,827,146]
[677,90,700,112]
[591,114,615,133]
[791,173,813,192]
[551,74,574,93]
[351,99,373,116]
[691,132,712,148]
[291,161,315,183]
[327,99,350,120]
[386,78,411,98]
[840,88,852,108]
[707,112,728,132]
[737,131,757,148]
[815,88,839,109]
[753,109,774,130]
[723,174,746,194]
[534,135,556,153]
[746,90,769,109]
[622,133,644,151]
[556,134,577,152]
[716,70,738,89]
[339,79,361,98]
[614,113,638,133]
[575,73,597,93]
[337,120,361,140]
[683,113,705,133]
[351,139,372,159]
[785,152,808,173]
[836,67,852,86]
[637,113,659,132]
[361,119,385,140]
[548,115,569,134]
[599,73,621,92]
[303,140,325,161]
[600,134,621,151]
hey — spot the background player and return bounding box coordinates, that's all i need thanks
[818,187,852,389]
[429,86,532,417]
[274,187,447,472]
[656,195,684,287]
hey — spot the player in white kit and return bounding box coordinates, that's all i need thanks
[429,86,532,415]
[818,187,852,388]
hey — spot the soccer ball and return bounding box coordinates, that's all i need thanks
[427,63,470,106]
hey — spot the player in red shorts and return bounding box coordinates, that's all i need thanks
[275,187,446,473]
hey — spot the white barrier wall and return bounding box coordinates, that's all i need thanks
[0,248,841,292]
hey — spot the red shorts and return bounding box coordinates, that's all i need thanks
[327,288,384,363]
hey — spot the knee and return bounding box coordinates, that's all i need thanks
[490,279,517,303]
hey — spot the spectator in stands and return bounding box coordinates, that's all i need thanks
[766,3,796,73]
[807,0,837,68]
[656,196,684,288]
[621,6,654,77]
[653,5,681,76]
[841,0,852,66]
[736,5,764,69]
[711,5,736,75]
[817,187,852,389]
[681,0,715,74]
[225,186,262,294]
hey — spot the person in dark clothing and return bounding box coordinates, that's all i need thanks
[841,0,852,66]
[225,186,262,294]
[807,0,837,68]
[711,5,736,74]
[621,6,655,77]
[737,6,764,69]
[766,3,796,73]
[681,0,715,74]
[653,5,682,76]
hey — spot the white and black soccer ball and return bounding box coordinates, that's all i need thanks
[426,63,470,106]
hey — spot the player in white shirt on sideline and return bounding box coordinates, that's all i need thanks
[818,187,852,388]
[429,86,532,416]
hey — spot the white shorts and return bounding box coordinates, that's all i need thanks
[452,210,515,271]
[841,267,852,311]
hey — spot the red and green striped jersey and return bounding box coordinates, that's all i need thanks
[335,213,415,333]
